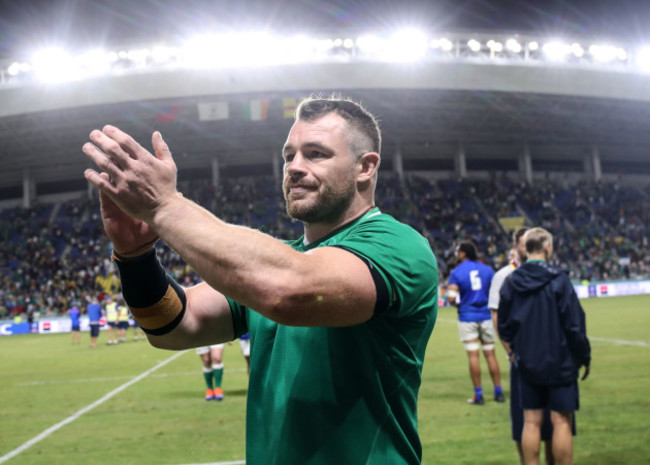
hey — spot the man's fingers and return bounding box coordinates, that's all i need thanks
[83,141,125,179]
[152,131,173,163]
[102,125,149,161]
[84,168,115,193]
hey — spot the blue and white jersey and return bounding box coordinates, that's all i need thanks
[449,260,494,322]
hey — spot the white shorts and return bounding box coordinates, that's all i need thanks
[239,338,250,357]
[195,344,225,355]
[458,320,497,344]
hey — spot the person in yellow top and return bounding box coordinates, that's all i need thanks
[117,296,130,343]
[104,295,119,345]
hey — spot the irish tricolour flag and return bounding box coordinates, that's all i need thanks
[241,99,270,121]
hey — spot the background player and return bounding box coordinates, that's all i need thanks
[197,344,225,401]
[447,240,503,405]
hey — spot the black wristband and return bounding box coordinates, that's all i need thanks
[113,248,169,308]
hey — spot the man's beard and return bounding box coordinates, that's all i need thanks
[285,180,356,224]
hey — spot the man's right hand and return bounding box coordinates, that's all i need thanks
[99,186,159,257]
[581,365,590,381]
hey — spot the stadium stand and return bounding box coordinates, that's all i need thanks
[1,174,648,319]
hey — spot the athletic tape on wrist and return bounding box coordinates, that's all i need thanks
[112,248,186,336]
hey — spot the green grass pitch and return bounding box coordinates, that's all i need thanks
[1,294,649,464]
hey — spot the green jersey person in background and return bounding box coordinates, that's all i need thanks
[82,96,438,464]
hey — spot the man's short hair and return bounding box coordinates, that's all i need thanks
[513,227,530,245]
[457,241,478,261]
[295,96,382,158]
[524,227,553,254]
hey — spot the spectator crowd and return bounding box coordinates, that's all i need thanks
[1,174,648,320]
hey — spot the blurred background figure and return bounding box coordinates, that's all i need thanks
[68,301,81,344]
[86,294,102,348]
[196,344,225,401]
[104,295,118,345]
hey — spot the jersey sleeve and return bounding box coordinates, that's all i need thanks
[226,297,249,339]
[488,268,507,310]
[333,216,438,318]
[448,269,459,287]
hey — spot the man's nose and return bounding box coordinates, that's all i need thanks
[286,153,307,174]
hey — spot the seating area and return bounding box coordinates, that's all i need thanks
[1,174,648,319]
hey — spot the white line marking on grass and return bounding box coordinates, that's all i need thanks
[15,368,248,387]
[590,336,650,347]
[0,351,186,464]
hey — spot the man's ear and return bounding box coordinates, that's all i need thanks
[357,152,380,182]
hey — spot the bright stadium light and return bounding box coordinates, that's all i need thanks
[31,47,77,83]
[356,34,384,55]
[8,61,22,76]
[542,41,571,61]
[386,28,429,61]
[151,45,178,64]
[343,38,354,49]
[635,46,650,72]
[487,40,503,53]
[528,41,539,51]
[571,43,584,58]
[181,33,284,68]
[431,36,453,52]
[506,39,522,53]
[589,44,618,62]
[467,39,481,52]
[77,49,111,76]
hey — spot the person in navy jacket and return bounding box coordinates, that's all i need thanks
[498,227,590,465]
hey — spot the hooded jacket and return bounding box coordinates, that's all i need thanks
[498,260,591,385]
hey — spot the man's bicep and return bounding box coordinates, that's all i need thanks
[299,246,378,326]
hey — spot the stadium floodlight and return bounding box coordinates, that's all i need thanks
[343,38,354,49]
[635,46,650,72]
[542,41,571,61]
[616,48,628,61]
[440,37,454,52]
[589,44,618,62]
[386,28,429,62]
[180,33,283,68]
[333,38,343,47]
[31,47,77,83]
[7,61,22,76]
[528,41,539,51]
[487,40,503,53]
[571,43,584,58]
[356,34,384,55]
[77,49,111,76]
[467,39,481,52]
[151,45,178,64]
[506,39,522,53]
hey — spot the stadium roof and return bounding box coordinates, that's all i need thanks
[1,1,650,198]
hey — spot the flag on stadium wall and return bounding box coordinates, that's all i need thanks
[282,97,300,119]
[241,99,270,121]
[155,105,184,124]
[197,101,229,121]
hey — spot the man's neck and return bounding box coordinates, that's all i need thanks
[303,203,376,244]
[527,252,546,261]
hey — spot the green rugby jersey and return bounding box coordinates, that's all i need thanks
[228,207,438,464]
